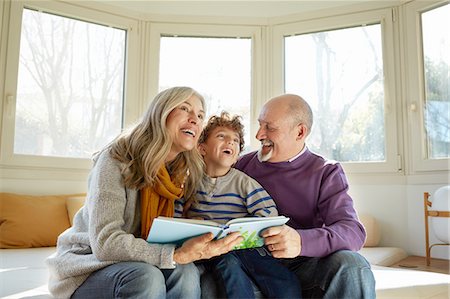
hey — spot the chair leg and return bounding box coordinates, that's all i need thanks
[424,192,431,266]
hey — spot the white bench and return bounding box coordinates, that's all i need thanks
[1,246,449,298]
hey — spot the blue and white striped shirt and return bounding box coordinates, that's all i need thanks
[175,168,278,224]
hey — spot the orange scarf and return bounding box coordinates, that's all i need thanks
[140,165,183,239]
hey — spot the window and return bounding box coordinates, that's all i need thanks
[284,24,384,162]
[14,8,125,159]
[148,24,262,151]
[1,1,139,170]
[421,4,449,159]
[272,9,398,173]
[405,1,450,172]
[159,36,252,149]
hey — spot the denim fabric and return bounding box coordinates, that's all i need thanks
[284,250,376,299]
[205,248,301,299]
[71,261,200,299]
[201,250,375,299]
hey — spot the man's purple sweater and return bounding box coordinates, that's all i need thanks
[235,148,366,257]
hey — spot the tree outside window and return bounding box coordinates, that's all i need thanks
[422,3,450,159]
[14,8,126,158]
[285,24,385,162]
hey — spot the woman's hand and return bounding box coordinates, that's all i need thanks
[173,232,243,264]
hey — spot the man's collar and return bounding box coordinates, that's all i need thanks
[287,145,307,162]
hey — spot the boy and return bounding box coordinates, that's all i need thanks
[179,112,301,299]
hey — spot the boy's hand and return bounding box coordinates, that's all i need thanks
[173,232,243,264]
[261,225,301,258]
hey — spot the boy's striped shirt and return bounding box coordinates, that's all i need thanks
[175,168,278,224]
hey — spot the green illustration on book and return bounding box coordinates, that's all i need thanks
[147,216,289,250]
[233,229,263,250]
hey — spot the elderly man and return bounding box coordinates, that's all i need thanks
[235,94,375,298]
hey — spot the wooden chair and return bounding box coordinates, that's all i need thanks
[423,192,450,266]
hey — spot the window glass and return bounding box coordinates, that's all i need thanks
[421,4,450,159]
[14,8,126,158]
[159,36,252,150]
[284,24,385,162]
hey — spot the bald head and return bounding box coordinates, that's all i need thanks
[264,94,313,135]
[256,94,312,162]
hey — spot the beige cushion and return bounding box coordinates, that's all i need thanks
[359,213,381,247]
[359,247,408,266]
[0,193,83,248]
[66,196,86,226]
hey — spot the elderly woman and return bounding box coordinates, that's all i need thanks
[46,87,242,299]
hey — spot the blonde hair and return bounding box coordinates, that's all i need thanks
[109,86,205,200]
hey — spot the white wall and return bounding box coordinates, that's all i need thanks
[350,182,408,249]
[347,173,449,260]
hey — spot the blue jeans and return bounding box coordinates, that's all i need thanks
[206,248,301,299]
[71,261,200,299]
[284,250,375,299]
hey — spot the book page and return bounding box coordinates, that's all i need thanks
[157,216,221,227]
[147,216,289,249]
[147,217,224,245]
[226,216,289,249]
[226,215,288,226]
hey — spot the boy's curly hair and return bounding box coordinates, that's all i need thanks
[198,111,245,152]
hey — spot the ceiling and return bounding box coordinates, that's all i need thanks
[95,0,394,18]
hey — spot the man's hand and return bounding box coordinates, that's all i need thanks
[173,232,243,264]
[261,225,301,258]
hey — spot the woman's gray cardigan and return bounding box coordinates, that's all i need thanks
[46,150,176,298]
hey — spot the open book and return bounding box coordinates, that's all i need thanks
[147,216,289,249]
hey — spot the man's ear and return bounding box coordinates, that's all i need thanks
[198,143,206,156]
[296,123,308,140]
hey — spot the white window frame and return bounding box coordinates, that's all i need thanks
[0,0,140,171]
[271,8,400,174]
[404,0,450,173]
[147,22,264,149]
